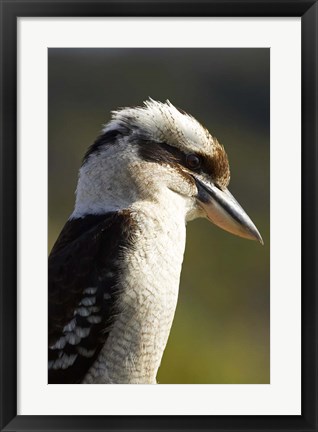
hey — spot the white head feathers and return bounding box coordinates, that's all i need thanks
[105,98,215,155]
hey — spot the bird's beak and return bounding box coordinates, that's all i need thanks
[195,178,263,244]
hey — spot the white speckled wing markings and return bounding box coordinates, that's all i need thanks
[48,211,136,383]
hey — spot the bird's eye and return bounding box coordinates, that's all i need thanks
[186,154,201,170]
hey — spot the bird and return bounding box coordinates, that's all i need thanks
[48,99,263,384]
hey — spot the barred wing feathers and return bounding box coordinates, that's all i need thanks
[48,211,135,384]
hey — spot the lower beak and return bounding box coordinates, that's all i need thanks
[195,178,263,244]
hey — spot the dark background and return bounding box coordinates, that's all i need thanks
[48,48,270,384]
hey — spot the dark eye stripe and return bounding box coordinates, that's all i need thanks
[140,139,230,188]
[83,128,229,186]
[137,139,215,179]
[138,140,185,165]
[82,126,129,166]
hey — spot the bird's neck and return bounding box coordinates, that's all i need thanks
[85,194,187,384]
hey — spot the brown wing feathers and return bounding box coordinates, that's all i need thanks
[48,211,135,383]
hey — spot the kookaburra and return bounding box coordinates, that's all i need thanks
[48,99,263,384]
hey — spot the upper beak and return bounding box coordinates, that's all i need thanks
[195,178,263,244]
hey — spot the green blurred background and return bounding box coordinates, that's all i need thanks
[48,48,270,384]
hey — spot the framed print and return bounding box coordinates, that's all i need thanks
[48,46,270,387]
[0,1,317,431]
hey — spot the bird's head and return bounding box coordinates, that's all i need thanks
[74,99,262,244]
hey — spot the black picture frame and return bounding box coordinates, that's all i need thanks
[0,1,317,431]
